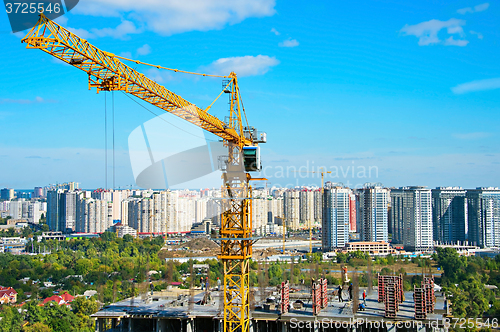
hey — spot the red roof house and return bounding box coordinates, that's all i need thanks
[0,286,17,304]
[42,292,75,306]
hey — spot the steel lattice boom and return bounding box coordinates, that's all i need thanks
[21,14,251,146]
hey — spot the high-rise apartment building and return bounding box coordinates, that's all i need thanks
[322,187,351,251]
[76,196,113,233]
[61,191,77,232]
[1,188,14,201]
[177,195,196,233]
[125,191,178,234]
[28,201,44,224]
[9,199,24,220]
[47,189,77,232]
[314,190,323,226]
[283,190,300,230]
[151,191,176,234]
[431,187,467,244]
[33,187,43,198]
[349,193,356,232]
[47,190,62,232]
[390,186,433,251]
[252,189,268,230]
[467,187,500,248]
[358,186,389,242]
[299,189,315,227]
[267,196,283,224]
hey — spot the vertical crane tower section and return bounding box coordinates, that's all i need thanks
[21,14,265,332]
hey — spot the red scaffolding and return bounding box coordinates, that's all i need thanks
[321,278,328,309]
[422,277,435,313]
[384,283,397,318]
[378,274,403,318]
[280,280,289,314]
[311,278,328,315]
[312,279,321,316]
[414,285,427,320]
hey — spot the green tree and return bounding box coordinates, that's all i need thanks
[436,247,464,284]
[123,234,134,243]
[23,322,52,332]
[336,252,347,263]
[71,297,99,316]
[0,305,23,332]
[100,232,116,242]
[446,276,489,318]
[43,304,80,332]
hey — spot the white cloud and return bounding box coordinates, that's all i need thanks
[443,36,469,46]
[118,45,152,61]
[199,55,279,77]
[457,2,489,14]
[0,96,56,104]
[66,20,142,40]
[279,38,299,48]
[470,30,484,39]
[73,0,276,36]
[66,26,95,39]
[92,20,142,39]
[400,18,467,46]
[457,7,474,14]
[136,44,152,56]
[474,3,490,11]
[270,27,280,35]
[146,68,174,83]
[453,132,493,140]
[119,51,133,59]
[451,77,500,94]
[53,16,68,26]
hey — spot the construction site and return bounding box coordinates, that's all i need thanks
[91,273,446,332]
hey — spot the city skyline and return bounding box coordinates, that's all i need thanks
[4,183,499,251]
[1,1,499,189]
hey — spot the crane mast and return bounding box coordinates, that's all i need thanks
[22,14,261,332]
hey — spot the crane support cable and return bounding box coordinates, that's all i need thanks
[237,87,251,133]
[204,80,233,113]
[113,55,230,79]
[21,13,251,146]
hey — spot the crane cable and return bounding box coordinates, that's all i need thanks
[237,87,251,133]
[113,54,230,79]
[120,91,218,142]
[104,92,108,190]
[112,91,116,191]
[112,55,250,141]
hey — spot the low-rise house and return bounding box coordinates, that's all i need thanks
[42,292,75,306]
[0,237,27,254]
[0,286,18,304]
[82,290,97,299]
[343,241,397,256]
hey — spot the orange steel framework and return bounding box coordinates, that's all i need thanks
[22,13,258,332]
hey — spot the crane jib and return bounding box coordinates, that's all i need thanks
[21,14,252,146]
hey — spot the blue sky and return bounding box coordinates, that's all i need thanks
[0,0,499,189]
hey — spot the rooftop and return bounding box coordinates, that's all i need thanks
[92,286,446,325]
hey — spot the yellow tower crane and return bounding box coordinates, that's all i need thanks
[292,167,331,254]
[21,13,264,332]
